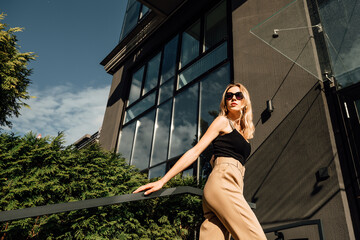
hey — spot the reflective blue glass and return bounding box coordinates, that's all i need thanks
[118,121,136,164]
[180,21,200,68]
[120,1,142,40]
[151,100,172,166]
[128,66,144,106]
[160,35,179,84]
[169,83,198,158]
[204,1,227,50]
[318,0,360,88]
[140,4,149,19]
[199,63,230,179]
[143,53,161,94]
[149,163,166,179]
[159,78,174,104]
[131,110,155,170]
[125,91,156,123]
[178,42,227,89]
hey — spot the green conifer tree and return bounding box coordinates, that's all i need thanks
[0,132,202,239]
[0,13,36,128]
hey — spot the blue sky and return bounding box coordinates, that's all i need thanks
[1,0,127,145]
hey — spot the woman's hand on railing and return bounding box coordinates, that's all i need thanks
[133,179,165,195]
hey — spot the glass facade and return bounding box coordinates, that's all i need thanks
[118,1,230,178]
[318,0,360,88]
[120,0,150,40]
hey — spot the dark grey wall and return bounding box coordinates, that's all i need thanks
[231,0,354,239]
[99,67,125,151]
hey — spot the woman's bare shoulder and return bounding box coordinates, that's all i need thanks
[211,115,228,129]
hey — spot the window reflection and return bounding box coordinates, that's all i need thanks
[159,78,174,104]
[178,42,227,89]
[131,110,156,170]
[118,121,136,164]
[143,53,161,95]
[200,63,231,132]
[160,35,179,84]
[204,1,227,50]
[199,63,231,179]
[128,66,144,106]
[149,163,166,179]
[180,20,200,68]
[170,83,199,158]
[120,0,142,40]
[140,4,149,19]
[318,0,360,88]
[125,91,156,123]
[151,100,172,166]
[182,168,193,178]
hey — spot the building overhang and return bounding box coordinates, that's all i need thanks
[137,0,187,17]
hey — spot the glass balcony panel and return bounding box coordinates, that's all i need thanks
[169,83,198,158]
[128,66,144,106]
[143,53,161,95]
[118,121,136,164]
[180,20,200,68]
[250,0,322,80]
[204,1,227,51]
[160,35,179,84]
[151,100,172,166]
[125,91,156,123]
[131,110,156,170]
[178,42,227,89]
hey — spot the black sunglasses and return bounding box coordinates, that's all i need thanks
[225,92,244,101]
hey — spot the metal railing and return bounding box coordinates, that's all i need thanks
[264,219,325,240]
[0,186,256,222]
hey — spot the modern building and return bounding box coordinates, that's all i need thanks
[73,130,100,150]
[99,0,360,239]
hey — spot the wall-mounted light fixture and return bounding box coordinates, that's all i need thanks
[316,167,330,182]
[266,99,274,113]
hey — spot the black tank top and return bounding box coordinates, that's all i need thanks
[212,119,251,165]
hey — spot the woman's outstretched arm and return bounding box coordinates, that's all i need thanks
[133,116,227,195]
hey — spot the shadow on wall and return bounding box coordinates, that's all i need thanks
[245,82,339,224]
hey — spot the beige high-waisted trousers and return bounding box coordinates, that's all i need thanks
[199,157,267,240]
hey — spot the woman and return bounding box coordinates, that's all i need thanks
[133,83,267,240]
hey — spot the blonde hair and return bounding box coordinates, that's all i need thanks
[219,83,255,139]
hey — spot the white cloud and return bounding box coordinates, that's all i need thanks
[4,84,110,145]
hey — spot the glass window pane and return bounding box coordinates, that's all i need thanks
[149,163,166,179]
[128,66,144,106]
[169,83,198,158]
[143,53,161,95]
[159,78,174,104]
[199,63,231,179]
[151,100,172,166]
[131,110,155,170]
[178,42,227,89]
[180,21,200,68]
[118,121,136,164]
[355,100,360,123]
[204,1,227,50]
[140,4,149,19]
[318,0,360,88]
[200,63,231,133]
[160,35,179,84]
[125,91,156,123]
[182,168,193,178]
[120,1,141,40]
